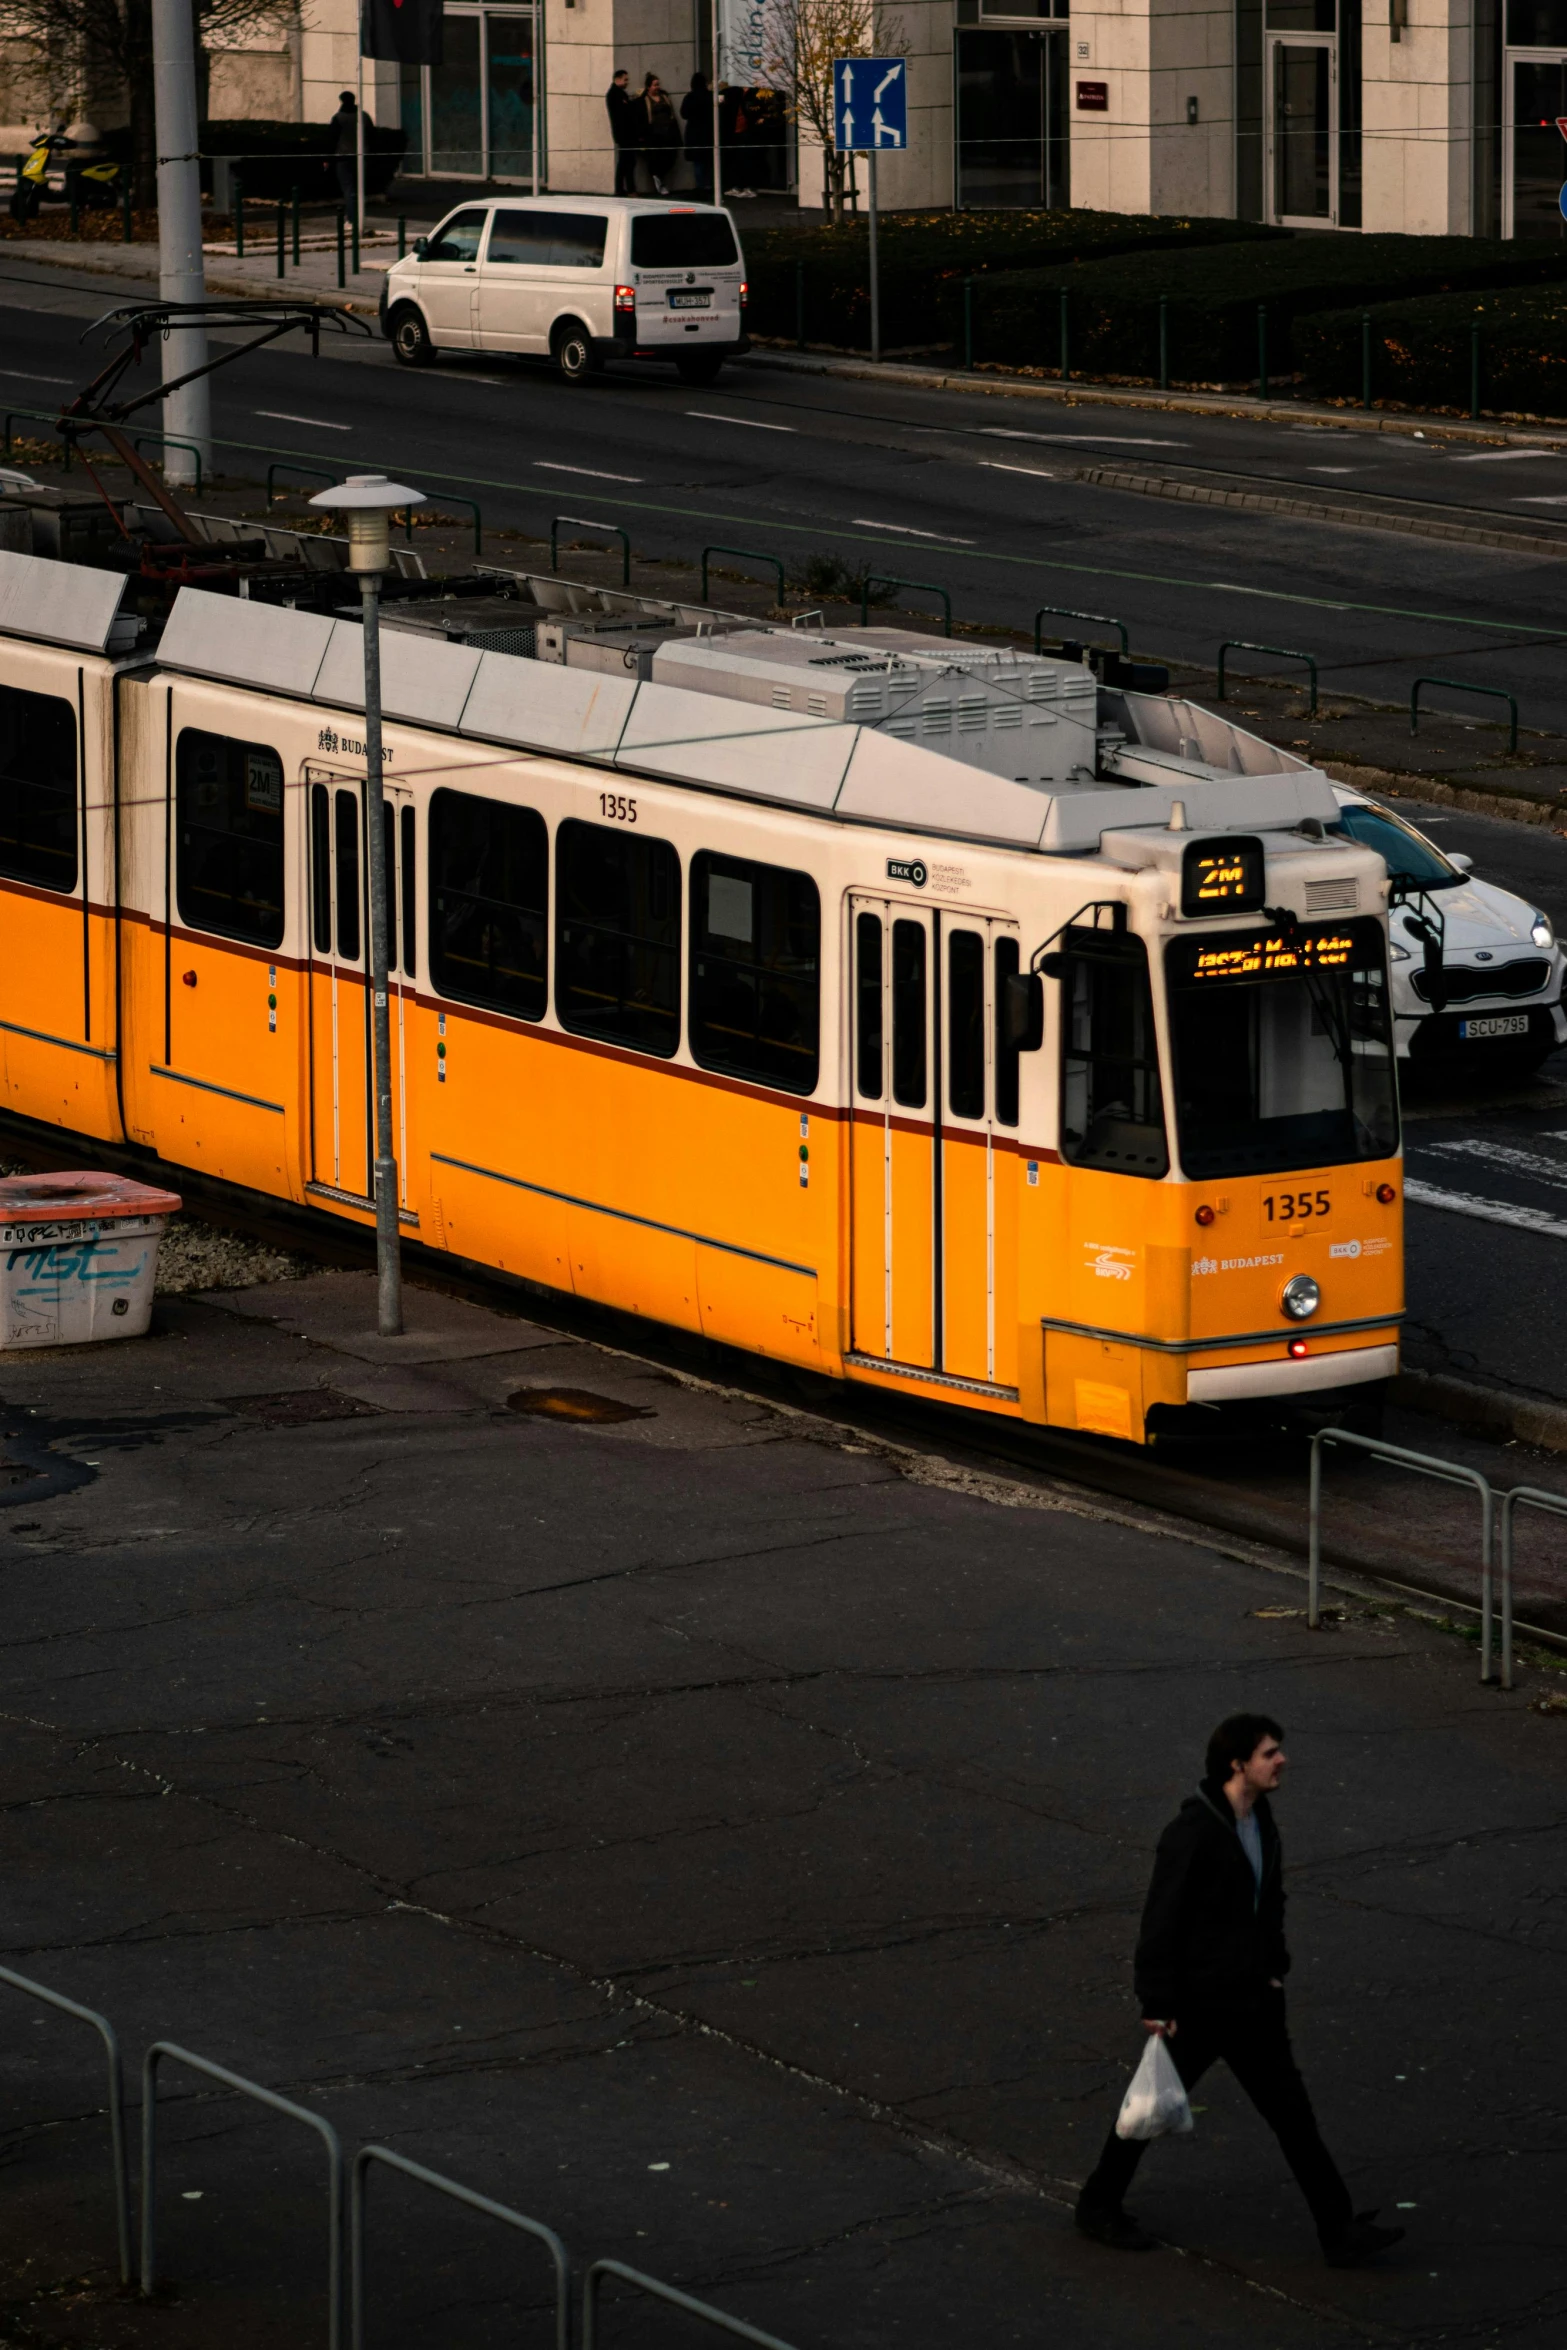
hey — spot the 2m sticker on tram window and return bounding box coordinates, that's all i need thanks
[599,793,638,824]
[1263,1189,1330,1223]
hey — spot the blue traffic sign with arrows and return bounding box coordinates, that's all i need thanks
[832,57,907,152]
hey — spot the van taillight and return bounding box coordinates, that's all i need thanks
[614,284,635,311]
[739,280,748,308]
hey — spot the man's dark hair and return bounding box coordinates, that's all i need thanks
[1205,1711,1283,1785]
[613,67,627,78]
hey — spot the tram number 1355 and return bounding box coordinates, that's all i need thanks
[599,792,638,824]
[1262,1189,1331,1222]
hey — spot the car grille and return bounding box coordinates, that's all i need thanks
[1411,956,1551,1004]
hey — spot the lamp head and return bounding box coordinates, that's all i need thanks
[309,473,426,573]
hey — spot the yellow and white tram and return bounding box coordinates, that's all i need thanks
[0,549,1402,1441]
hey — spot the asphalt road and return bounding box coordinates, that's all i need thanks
[2,1266,1564,2350]
[7,260,1567,728]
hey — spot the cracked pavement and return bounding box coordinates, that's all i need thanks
[1,1271,1564,2349]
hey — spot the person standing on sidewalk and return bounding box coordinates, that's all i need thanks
[1076,1712,1405,2270]
[330,91,358,208]
[605,69,637,196]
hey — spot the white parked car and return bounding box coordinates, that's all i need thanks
[379,194,749,385]
[1330,788,1566,1071]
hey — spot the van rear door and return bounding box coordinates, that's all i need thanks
[629,208,744,347]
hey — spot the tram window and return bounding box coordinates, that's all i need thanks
[948,929,986,1119]
[690,852,820,1093]
[429,787,547,1021]
[557,819,680,1057]
[891,919,927,1108]
[994,937,1022,1128]
[334,790,361,961]
[400,805,417,979]
[175,728,285,949]
[309,784,331,954]
[1060,932,1168,1178]
[0,682,76,893]
[856,912,883,1099]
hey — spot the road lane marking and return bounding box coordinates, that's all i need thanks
[1405,1177,1567,1239]
[980,428,1185,446]
[0,369,67,382]
[687,411,795,431]
[978,461,1057,479]
[1451,448,1561,462]
[852,517,974,542]
[536,460,643,482]
[1424,1137,1567,1188]
[257,410,353,430]
[1516,495,1567,506]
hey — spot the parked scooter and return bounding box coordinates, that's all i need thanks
[9,124,120,223]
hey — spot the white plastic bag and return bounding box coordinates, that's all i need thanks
[1114,2032,1193,2141]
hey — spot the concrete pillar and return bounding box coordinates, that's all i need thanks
[1362,0,1474,234]
[152,0,210,491]
[1069,0,1235,219]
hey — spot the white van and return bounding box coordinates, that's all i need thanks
[379,195,749,386]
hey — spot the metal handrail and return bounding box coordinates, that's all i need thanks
[701,543,785,606]
[1034,604,1128,658]
[3,407,70,465]
[350,2146,569,2350]
[142,2042,344,2346]
[267,458,339,504]
[582,2258,800,2350]
[1217,639,1319,718]
[551,514,630,585]
[859,573,951,635]
[0,1965,131,2282]
[1410,675,1518,755]
[133,432,203,493]
[1496,1486,1566,1694]
[1308,1428,1501,1683]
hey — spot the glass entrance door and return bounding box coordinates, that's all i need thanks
[1267,35,1337,223]
[412,5,539,184]
[1505,55,1567,236]
[954,27,1068,209]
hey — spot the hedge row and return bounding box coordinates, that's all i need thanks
[958,235,1567,382]
[742,208,1283,349]
[93,119,407,202]
[1299,284,1567,414]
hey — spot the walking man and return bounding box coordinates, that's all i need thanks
[605,69,637,196]
[1076,1712,1404,2269]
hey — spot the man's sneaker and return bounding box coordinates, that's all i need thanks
[1075,2199,1157,2251]
[1323,2211,1405,2268]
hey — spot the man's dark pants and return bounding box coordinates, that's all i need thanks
[1082,1990,1353,2242]
[614,146,638,194]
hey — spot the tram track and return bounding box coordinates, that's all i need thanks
[5,1109,1564,1661]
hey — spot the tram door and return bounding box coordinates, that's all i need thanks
[305,770,414,1210]
[849,896,1017,1389]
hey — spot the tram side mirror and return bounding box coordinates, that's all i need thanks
[1002,971,1046,1052]
[1038,952,1066,981]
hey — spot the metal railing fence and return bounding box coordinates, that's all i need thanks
[701,544,785,607]
[551,515,630,585]
[1497,1486,1567,1696]
[351,2145,569,2350]
[0,1964,131,2282]
[583,2259,800,2350]
[1308,1428,1510,1688]
[1410,675,1519,755]
[859,573,951,634]
[141,2041,345,2346]
[1034,605,1128,659]
[1217,639,1319,717]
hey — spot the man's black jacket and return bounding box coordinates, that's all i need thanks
[1133,1780,1289,2016]
[605,84,634,144]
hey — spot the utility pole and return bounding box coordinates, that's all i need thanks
[151,0,210,488]
[711,0,722,205]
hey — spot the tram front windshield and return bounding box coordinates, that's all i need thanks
[1166,918,1398,1180]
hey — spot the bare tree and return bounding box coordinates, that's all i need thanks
[760,0,908,224]
[2,0,295,201]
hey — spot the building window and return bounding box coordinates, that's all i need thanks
[176,728,285,948]
[556,819,680,1057]
[690,851,820,1093]
[954,27,1068,210]
[429,786,548,1020]
[0,682,76,893]
[407,5,541,184]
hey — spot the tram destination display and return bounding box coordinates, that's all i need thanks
[1176,923,1360,984]
[1180,835,1265,918]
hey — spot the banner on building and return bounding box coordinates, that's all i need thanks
[719,0,783,90]
[361,0,445,65]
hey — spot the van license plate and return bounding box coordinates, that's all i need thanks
[668,290,711,309]
[1460,1014,1529,1039]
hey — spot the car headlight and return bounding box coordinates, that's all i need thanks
[1281,1274,1321,1322]
[1531,911,1554,949]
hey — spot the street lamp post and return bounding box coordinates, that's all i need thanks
[309,473,426,1338]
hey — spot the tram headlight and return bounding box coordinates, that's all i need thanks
[1281,1274,1321,1322]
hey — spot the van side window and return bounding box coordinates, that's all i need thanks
[488,210,608,267]
[423,209,488,263]
[557,819,680,1057]
[429,786,547,1020]
[948,929,985,1119]
[175,728,285,948]
[0,682,77,893]
[1060,928,1168,1178]
[690,852,819,1093]
[855,912,883,1099]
